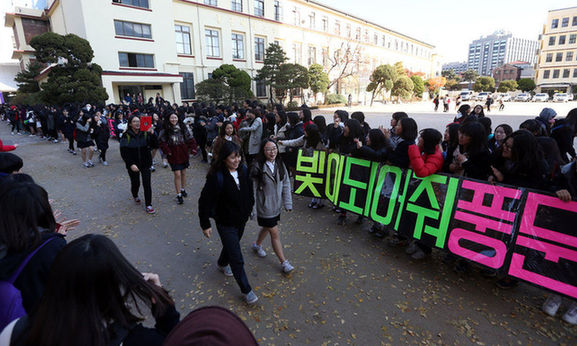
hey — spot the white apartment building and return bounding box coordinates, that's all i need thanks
[535,7,577,94]
[467,31,539,76]
[6,0,440,104]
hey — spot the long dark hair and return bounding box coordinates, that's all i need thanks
[398,118,418,142]
[313,115,326,134]
[508,130,544,176]
[24,234,174,346]
[459,121,487,155]
[344,118,363,140]
[219,121,236,137]
[367,128,386,150]
[446,123,461,150]
[161,112,187,142]
[253,138,286,183]
[208,141,241,177]
[305,124,321,148]
[0,182,56,252]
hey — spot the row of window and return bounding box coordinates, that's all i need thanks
[204,29,266,60]
[551,16,577,29]
[179,72,266,100]
[112,0,149,8]
[548,34,577,46]
[203,0,266,17]
[542,68,577,79]
[545,51,576,63]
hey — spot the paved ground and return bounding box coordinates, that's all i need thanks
[2,106,577,344]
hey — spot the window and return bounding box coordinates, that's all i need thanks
[255,36,265,61]
[556,52,563,62]
[570,34,576,44]
[254,0,264,17]
[549,36,556,46]
[574,68,577,78]
[322,47,328,66]
[175,25,192,55]
[543,70,550,79]
[118,52,154,68]
[113,0,149,9]
[346,24,351,38]
[180,72,195,100]
[573,16,577,26]
[274,1,282,21]
[567,52,574,61]
[559,35,566,45]
[204,0,217,5]
[334,21,340,35]
[307,46,316,65]
[309,12,315,29]
[553,69,560,78]
[205,29,220,57]
[293,8,300,25]
[546,53,553,62]
[552,19,559,29]
[114,20,152,39]
[562,17,569,27]
[322,16,328,31]
[231,0,242,12]
[373,33,378,45]
[563,69,570,78]
[292,42,301,64]
[232,33,244,59]
[256,80,266,97]
[355,27,360,40]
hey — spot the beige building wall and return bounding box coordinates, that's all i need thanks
[535,6,577,93]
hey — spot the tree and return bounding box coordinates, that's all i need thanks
[394,61,407,77]
[195,79,228,102]
[517,78,537,92]
[473,76,496,92]
[255,42,288,104]
[410,75,425,98]
[308,64,329,103]
[29,32,107,105]
[497,80,518,93]
[323,42,363,93]
[391,75,414,100]
[445,79,460,91]
[15,61,43,94]
[212,64,253,102]
[424,76,446,96]
[461,69,479,89]
[441,69,458,80]
[366,64,397,105]
[276,63,310,103]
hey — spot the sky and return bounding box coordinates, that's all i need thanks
[326,0,577,63]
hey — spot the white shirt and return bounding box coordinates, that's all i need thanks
[265,161,275,174]
[225,135,233,141]
[229,170,240,188]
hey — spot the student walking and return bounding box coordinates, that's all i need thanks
[198,141,258,304]
[93,111,110,166]
[120,115,158,214]
[249,139,294,273]
[159,113,197,205]
[76,111,95,168]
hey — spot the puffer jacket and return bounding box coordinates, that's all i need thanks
[408,144,444,177]
[251,161,292,218]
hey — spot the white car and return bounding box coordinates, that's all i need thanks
[516,93,531,102]
[459,91,473,101]
[498,93,511,102]
[533,93,550,102]
[552,93,570,102]
[476,92,490,101]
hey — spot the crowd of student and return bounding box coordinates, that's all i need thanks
[1,95,576,342]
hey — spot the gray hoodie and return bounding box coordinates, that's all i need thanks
[251,160,292,218]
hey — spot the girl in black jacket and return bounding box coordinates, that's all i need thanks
[92,111,110,166]
[453,121,491,180]
[198,141,258,304]
[120,115,158,214]
[550,109,577,164]
[59,109,76,155]
[1,234,179,346]
[76,111,95,168]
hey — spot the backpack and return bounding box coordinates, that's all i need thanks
[0,237,56,331]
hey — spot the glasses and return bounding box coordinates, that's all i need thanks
[264,147,278,152]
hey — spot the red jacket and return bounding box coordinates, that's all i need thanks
[0,138,16,152]
[408,144,443,177]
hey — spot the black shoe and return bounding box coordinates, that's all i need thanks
[355,215,364,225]
[337,215,346,225]
[496,278,519,290]
[308,201,317,208]
[312,203,324,209]
[177,195,184,204]
[181,190,188,198]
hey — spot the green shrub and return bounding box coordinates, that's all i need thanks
[286,101,299,109]
[325,94,347,104]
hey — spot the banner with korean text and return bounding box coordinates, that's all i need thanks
[294,149,577,299]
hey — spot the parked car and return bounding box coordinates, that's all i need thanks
[552,93,570,102]
[459,90,473,101]
[568,94,574,101]
[515,93,532,102]
[498,93,511,102]
[476,92,491,102]
[533,93,550,102]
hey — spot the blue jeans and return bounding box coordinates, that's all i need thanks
[216,223,252,294]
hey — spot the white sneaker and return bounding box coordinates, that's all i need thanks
[562,302,577,325]
[282,260,294,273]
[245,290,258,304]
[251,243,266,258]
[218,265,233,277]
[542,295,562,316]
[102,161,109,166]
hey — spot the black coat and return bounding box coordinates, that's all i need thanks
[551,120,576,163]
[0,232,66,314]
[119,129,158,170]
[92,118,110,150]
[198,165,255,230]
[462,149,492,180]
[386,140,413,169]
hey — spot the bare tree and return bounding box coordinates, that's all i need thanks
[323,42,365,93]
